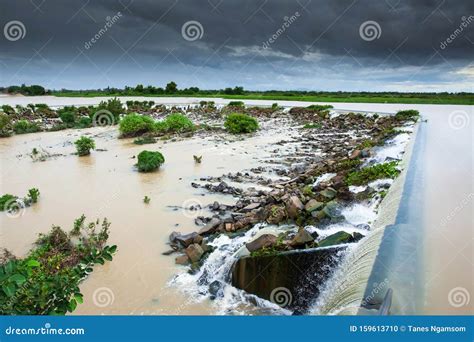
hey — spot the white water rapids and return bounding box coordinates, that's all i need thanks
[170,121,415,315]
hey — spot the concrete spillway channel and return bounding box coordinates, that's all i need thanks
[231,122,422,315]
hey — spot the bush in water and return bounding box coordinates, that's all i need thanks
[224,113,259,134]
[119,113,155,137]
[136,150,165,172]
[13,120,41,134]
[74,136,95,156]
[155,113,195,134]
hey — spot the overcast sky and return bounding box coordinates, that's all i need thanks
[1,0,473,91]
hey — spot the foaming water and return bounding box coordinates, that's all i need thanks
[170,224,291,315]
[310,229,385,315]
[308,121,416,315]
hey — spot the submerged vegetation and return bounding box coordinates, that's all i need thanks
[119,114,155,137]
[119,113,195,138]
[13,120,41,134]
[74,136,96,156]
[155,113,195,134]
[0,188,41,212]
[136,150,165,172]
[133,136,156,145]
[224,113,259,134]
[0,216,116,315]
[395,109,420,122]
[345,161,400,186]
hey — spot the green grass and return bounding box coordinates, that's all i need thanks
[51,92,473,105]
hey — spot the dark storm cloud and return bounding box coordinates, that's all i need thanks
[1,0,473,90]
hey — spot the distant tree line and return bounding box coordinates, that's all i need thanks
[1,82,472,101]
[0,84,49,96]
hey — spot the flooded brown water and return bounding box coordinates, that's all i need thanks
[0,117,298,314]
[0,96,472,315]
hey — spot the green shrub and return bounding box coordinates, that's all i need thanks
[224,113,258,134]
[133,136,156,145]
[75,116,92,128]
[96,97,124,123]
[13,120,41,134]
[227,101,245,108]
[395,109,419,122]
[162,113,194,133]
[303,123,322,129]
[136,150,165,172]
[307,104,333,111]
[0,113,12,137]
[27,188,40,203]
[345,161,400,185]
[59,111,76,126]
[1,105,15,115]
[0,216,116,315]
[49,123,68,132]
[74,136,95,156]
[119,114,155,137]
[0,194,17,211]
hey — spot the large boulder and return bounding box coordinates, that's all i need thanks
[241,202,261,212]
[174,232,199,247]
[185,243,205,263]
[266,205,287,224]
[322,201,344,222]
[318,231,353,247]
[319,187,337,200]
[198,217,221,235]
[175,254,190,265]
[246,234,277,252]
[285,196,304,218]
[290,228,314,247]
[305,199,324,213]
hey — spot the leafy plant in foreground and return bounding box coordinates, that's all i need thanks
[0,216,117,315]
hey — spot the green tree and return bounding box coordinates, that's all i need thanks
[165,81,177,94]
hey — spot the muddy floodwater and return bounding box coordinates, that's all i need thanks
[0,96,472,315]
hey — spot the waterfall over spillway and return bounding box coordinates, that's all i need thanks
[309,123,421,315]
[311,227,386,314]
